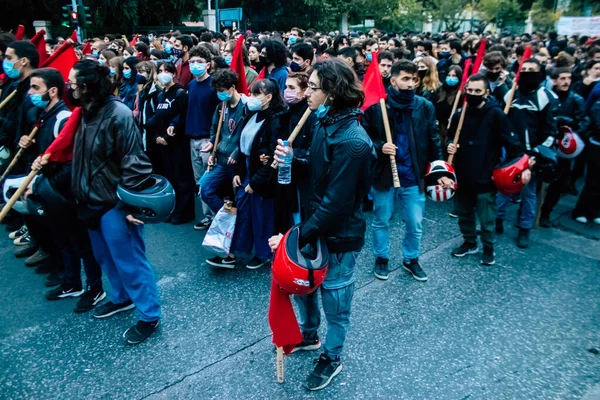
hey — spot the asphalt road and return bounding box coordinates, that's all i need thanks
[1,194,599,399]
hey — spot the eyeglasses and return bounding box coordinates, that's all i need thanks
[306,83,322,92]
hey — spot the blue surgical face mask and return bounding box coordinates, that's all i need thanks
[217,90,232,101]
[439,51,451,59]
[224,55,233,66]
[366,52,373,62]
[164,43,173,54]
[92,50,99,58]
[123,69,132,79]
[288,36,297,45]
[30,92,50,109]
[3,59,20,79]
[247,96,263,111]
[190,62,207,77]
[110,67,116,77]
[98,59,105,66]
[445,76,459,87]
[315,96,330,119]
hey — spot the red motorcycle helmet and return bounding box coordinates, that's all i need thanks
[424,160,457,202]
[557,126,585,159]
[272,225,329,296]
[492,154,530,195]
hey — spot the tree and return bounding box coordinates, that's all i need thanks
[530,0,560,31]
[432,0,468,32]
[382,0,427,32]
[475,0,527,30]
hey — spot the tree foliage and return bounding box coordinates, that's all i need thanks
[530,0,560,31]
[475,0,527,28]
[432,0,468,32]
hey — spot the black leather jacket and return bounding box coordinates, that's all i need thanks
[72,97,153,206]
[553,90,590,139]
[294,109,377,254]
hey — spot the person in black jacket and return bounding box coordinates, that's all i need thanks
[35,60,159,345]
[540,67,590,226]
[497,58,558,248]
[272,58,376,391]
[26,68,105,311]
[363,60,446,282]
[447,74,528,266]
[135,61,162,175]
[145,62,195,224]
[229,78,287,270]
[482,51,511,108]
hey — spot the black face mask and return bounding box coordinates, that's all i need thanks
[466,93,484,107]
[417,70,428,79]
[259,55,269,65]
[68,87,82,107]
[486,70,501,82]
[519,71,541,93]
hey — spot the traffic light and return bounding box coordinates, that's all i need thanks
[80,5,91,27]
[61,5,71,28]
[71,11,79,28]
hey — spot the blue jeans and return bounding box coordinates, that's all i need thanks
[371,185,425,261]
[199,164,234,214]
[294,251,357,359]
[496,175,537,230]
[229,173,274,260]
[88,207,160,322]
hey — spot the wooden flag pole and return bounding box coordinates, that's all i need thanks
[276,347,285,383]
[380,98,401,188]
[503,79,518,115]
[0,126,40,185]
[0,90,17,110]
[271,107,312,169]
[0,154,50,222]
[447,90,462,130]
[447,102,468,166]
[208,102,226,172]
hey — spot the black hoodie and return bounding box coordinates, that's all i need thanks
[144,83,187,144]
[448,97,524,192]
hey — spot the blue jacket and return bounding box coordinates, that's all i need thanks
[267,66,289,93]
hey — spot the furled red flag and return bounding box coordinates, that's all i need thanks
[15,25,25,40]
[43,107,81,162]
[256,67,266,81]
[515,46,533,83]
[459,58,472,91]
[30,30,48,65]
[268,279,302,354]
[82,41,92,55]
[471,39,487,76]
[361,51,387,111]
[230,36,249,95]
[130,35,138,47]
[70,30,78,43]
[41,41,79,80]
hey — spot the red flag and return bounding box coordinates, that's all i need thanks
[361,52,387,111]
[230,36,249,95]
[256,67,266,81]
[30,30,48,65]
[41,41,79,80]
[268,279,302,354]
[459,59,472,91]
[515,46,533,83]
[472,39,487,76]
[130,35,138,47]
[44,107,81,162]
[15,25,25,40]
[70,30,78,43]
[82,41,92,55]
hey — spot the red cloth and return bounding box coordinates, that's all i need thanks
[44,107,81,162]
[41,41,78,80]
[70,30,78,43]
[515,46,533,83]
[459,59,472,91]
[361,51,386,111]
[15,25,25,40]
[130,35,138,47]
[231,36,249,95]
[82,42,92,55]
[256,67,266,81]
[176,60,192,90]
[472,39,487,75]
[30,30,48,65]
[268,279,302,354]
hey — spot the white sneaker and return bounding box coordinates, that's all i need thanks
[575,216,588,224]
[8,225,28,240]
[593,218,600,225]
[14,233,33,246]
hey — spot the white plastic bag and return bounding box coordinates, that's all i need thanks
[202,201,237,257]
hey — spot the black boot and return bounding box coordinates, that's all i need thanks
[496,218,504,234]
[517,228,530,249]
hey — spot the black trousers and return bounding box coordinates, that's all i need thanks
[161,140,196,221]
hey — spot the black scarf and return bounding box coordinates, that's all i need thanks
[387,87,415,112]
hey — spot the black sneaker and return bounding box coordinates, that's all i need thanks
[246,257,268,270]
[46,284,84,301]
[291,337,322,354]
[8,225,27,240]
[44,272,63,287]
[481,245,495,266]
[373,257,389,280]
[305,354,343,391]
[452,241,478,257]
[123,320,159,345]
[539,214,551,228]
[14,242,37,258]
[193,217,212,231]
[517,228,530,249]
[206,255,236,269]
[448,211,458,218]
[13,232,33,246]
[93,300,135,319]
[74,286,107,313]
[402,259,428,281]
[496,218,504,234]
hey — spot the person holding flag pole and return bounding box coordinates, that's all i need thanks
[362,57,447,282]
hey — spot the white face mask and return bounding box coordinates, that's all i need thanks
[158,72,173,85]
[247,96,263,111]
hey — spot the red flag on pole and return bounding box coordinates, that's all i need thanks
[41,41,79,80]
[30,30,48,65]
[256,67,266,82]
[268,279,302,354]
[70,30,78,43]
[230,36,249,94]
[459,59,472,91]
[15,25,25,40]
[43,107,81,162]
[130,35,138,47]
[472,39,487,76]
[515,46,533,83]
[361,52,387,111]
[82,41,92,55]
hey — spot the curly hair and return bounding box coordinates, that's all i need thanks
[261,40,288,68]
[72,59,114,103]
[311,58,364,111]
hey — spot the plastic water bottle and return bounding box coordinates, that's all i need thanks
[278,140,292,185]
